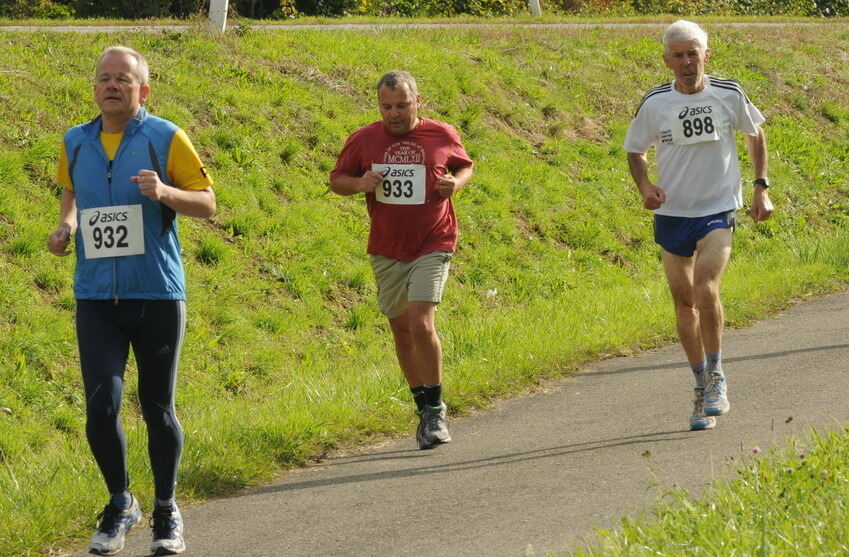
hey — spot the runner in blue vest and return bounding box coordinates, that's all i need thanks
[47,46,215,556]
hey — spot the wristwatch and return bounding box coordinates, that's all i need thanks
[753,178,769,189]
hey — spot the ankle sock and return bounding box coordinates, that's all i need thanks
[706,351,723,374]
[410,386,426,412]
[690,361,706,388]
[110,491,132,510]
[155,497,175,509]
[422,384,442,407]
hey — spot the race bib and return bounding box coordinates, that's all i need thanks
[372,164,426,205]
[670,101,722,146]
[79,204,144,259]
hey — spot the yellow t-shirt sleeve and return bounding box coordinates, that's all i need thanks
[56,142,72,191]
[56,129,213,192]
[167,129,214,191]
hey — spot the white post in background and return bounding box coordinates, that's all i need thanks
[209,0,229,33]
[528,0,542,15]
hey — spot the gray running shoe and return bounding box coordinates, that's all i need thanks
[704,371,730,416]
[150,503,186,555]
[415,409,429,449]
[690,388,716,431]
[417,402,451,449]
[89,496,142,555]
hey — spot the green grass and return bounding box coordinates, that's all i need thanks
[579,427,849,556]
[0,21,848,555]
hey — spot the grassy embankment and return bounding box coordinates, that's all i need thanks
[580,429,849,555]
[0,22,847,555]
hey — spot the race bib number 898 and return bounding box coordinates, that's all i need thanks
[372,164,426,205]
[79,204,145,259]
[670,101,722,146]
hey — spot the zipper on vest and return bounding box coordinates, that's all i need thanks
[107,159,119,305]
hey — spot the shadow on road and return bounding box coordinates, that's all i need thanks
[587,343,849,376]
[247,429,696,497]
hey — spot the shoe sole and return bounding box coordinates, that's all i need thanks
[703,402,730,416]
[90,549,122,556]
[417,433,451,450]
[152,543,186,556]
[690,419,716,431]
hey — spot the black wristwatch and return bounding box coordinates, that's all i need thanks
[753,178,769,189]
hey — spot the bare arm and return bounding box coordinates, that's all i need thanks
[626,152,665,210]
[745,125,773,222]
[745,125,768,180]
[47,188,77,256]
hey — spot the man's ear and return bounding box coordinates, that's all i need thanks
[139,84,151,105]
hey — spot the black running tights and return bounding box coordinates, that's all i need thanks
[76,299,185,502]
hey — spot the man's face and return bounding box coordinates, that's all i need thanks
[378,84,420,136]
[663,39,710,91]
[94,52,149,120]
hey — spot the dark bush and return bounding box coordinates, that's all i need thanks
[0,0,75,18]
[292,0,362,16]
[73,0,204,18]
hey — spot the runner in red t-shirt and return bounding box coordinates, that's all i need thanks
[330,70,473,449]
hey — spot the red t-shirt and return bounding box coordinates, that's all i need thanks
[330,118,474,262]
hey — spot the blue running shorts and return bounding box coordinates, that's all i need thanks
[654,210,736,257]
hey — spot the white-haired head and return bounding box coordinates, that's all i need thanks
[97,46,150,86]
[662,20,708,52]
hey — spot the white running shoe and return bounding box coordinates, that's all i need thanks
[704,371,730,416]
[150,503,186,555]
[690,388,717,431]
[89,495,142,555]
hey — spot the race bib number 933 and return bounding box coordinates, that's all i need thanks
[79,204,145,259]
[670,101,722,146]
[372,164,426,205]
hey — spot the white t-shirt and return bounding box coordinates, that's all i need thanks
[623,76,765,217]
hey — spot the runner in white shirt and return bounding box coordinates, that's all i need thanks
[624,20,774,431]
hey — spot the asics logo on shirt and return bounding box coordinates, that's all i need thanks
[678,105,713,119]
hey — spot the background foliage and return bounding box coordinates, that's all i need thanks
[2,0,849,19]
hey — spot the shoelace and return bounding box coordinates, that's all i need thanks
[95,504,123,535]
[150,506,177,539]
[706,375,724,398]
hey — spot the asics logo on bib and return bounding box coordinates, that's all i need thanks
[678,105,713,119]
[384,168,416,178]
[88,209,129,227]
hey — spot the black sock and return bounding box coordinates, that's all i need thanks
[410,386,427,412]
[422,384,442,407]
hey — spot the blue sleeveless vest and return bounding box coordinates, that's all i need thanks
[65,107,187,300]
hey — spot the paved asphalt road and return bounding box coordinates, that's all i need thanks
[66,291,849,556]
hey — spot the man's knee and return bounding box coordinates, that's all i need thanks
[409,318,437,341]
[406,307,437,340]
[693,280,719,306]
[85,385,120,423]
[141,403,180,433]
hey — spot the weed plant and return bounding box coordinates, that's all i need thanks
[0,22,847,554]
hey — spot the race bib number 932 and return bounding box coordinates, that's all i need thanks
[79,204,145,259]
